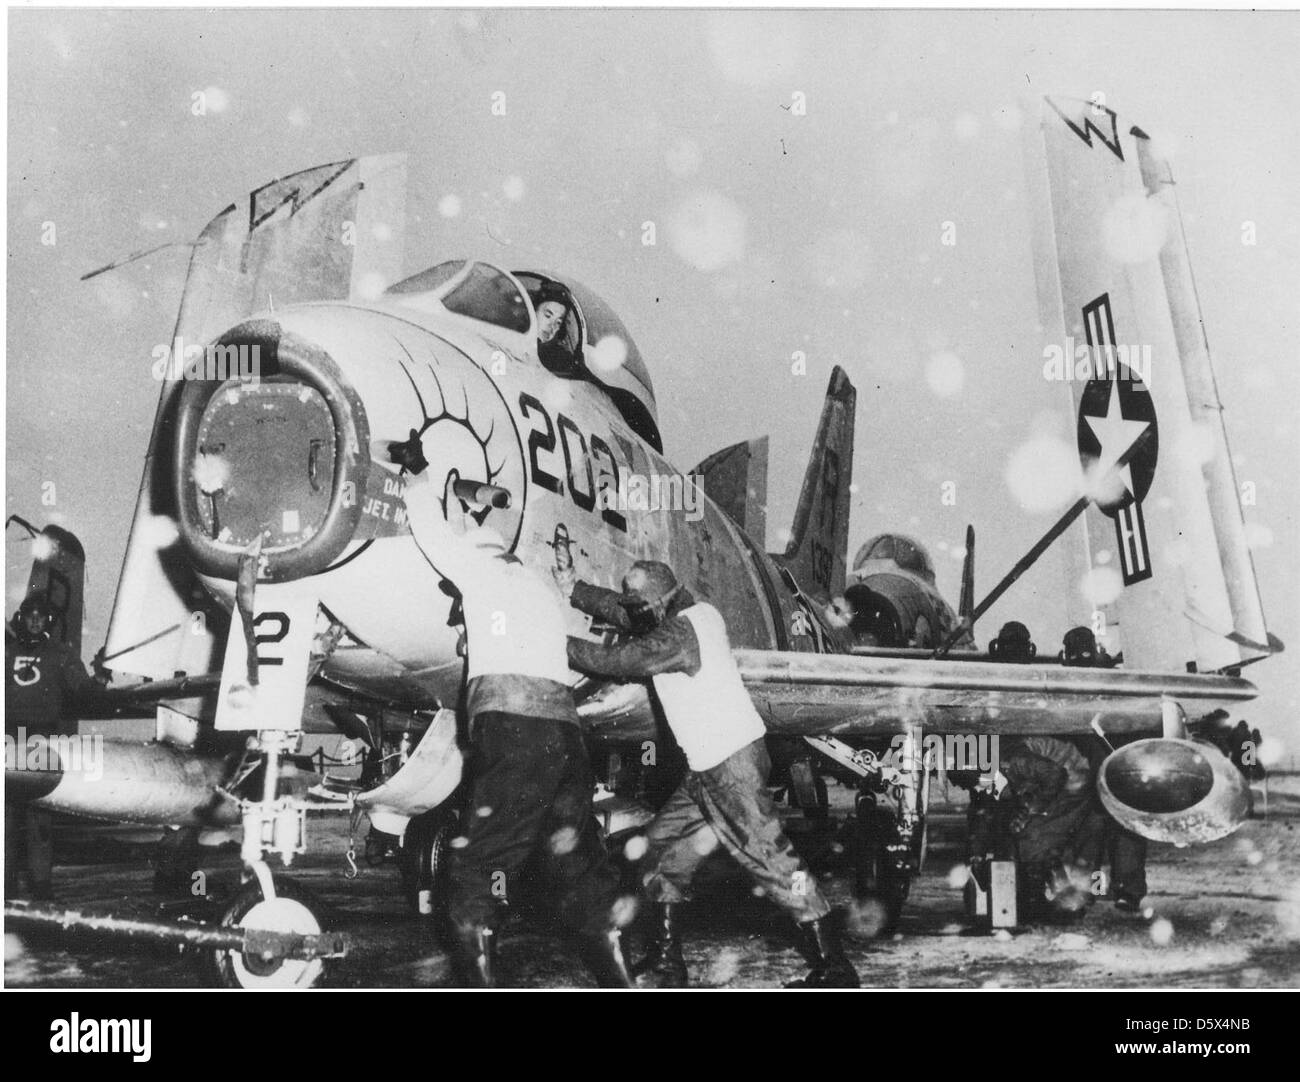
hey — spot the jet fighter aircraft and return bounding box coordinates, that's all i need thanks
[842,529,976,651]
[8,96,1281,985]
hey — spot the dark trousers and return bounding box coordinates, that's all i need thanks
[1013,793,1147,898]
[642,739,831,923]
[1106,823,1148,898]
[5,801,53,895]
[447,712,620,938]
[1076,737,1149,898]
[1013,791,1106,870]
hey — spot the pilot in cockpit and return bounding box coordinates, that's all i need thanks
[529,283,585,379]
[536,296,567,347]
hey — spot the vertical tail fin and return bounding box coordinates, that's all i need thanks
[958,524,976,631]
[6,517,85,658]
[1024,97,1280,672]
[770,366,856,605]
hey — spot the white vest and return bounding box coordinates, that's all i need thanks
[651,604,767,772]
[462,561,572,685]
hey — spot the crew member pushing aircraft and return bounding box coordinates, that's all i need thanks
[561,561,860,988]
[402,470,634,989]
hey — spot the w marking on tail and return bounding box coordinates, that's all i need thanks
[1046,96,1125,162]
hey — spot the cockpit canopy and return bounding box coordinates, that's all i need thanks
[384,260,661,451]
[385,260,531,333]
[852,534,937,585]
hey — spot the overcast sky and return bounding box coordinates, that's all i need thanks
[7,8,1298,749]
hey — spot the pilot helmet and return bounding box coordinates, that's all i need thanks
[529,283,571,333]
[13,594,52,643]
[530,281,571,309]
[1061,625,1100,667]
[990,620,1036,663]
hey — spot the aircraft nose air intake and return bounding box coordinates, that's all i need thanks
[172,319,371,582]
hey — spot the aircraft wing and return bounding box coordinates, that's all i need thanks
[734,649,1255,737]
[74,659,438,737]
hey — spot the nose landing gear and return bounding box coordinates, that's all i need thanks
[209,872,330,989]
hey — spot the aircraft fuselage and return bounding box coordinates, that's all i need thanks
[175,284,830,728]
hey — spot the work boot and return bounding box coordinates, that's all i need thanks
[449,924,497,988]
[786,915,860,988]
[580,928,636,989]
[634,903,688,988]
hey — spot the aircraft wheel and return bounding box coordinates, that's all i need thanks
[207,880,327,989]
[398,807,459,916]
[802,770,831,822]
[851,799,912,933]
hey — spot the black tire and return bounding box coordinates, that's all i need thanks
[806,771,830,821]
[397,807,459,917]
[206,878,328,989]
[851,798,912,933]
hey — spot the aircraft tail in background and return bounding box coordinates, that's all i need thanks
[770,366,856,606]
[958,524,976,633]
[694,436,770,546]
[6,516,86,658]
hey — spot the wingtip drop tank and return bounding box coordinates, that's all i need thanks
[1098,738,1249,846]
[6,739,240,827]
[1097,698,1250,845]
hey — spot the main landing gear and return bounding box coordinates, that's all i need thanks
[804,726,929,934]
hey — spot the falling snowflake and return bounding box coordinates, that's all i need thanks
[1148,918,1174,947]
[140,515,180,551]
[193,454,230,495]
[202,86,230,114]
[1101,194,1169,264]
[666,191,746,272]
[1004,436,1079,513]
[691,828,720,857]
[1079,566,1125,607]
[355,272,388,302]
[548,827,579,856]
[588,335,628,374]
[925,351,965,397]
